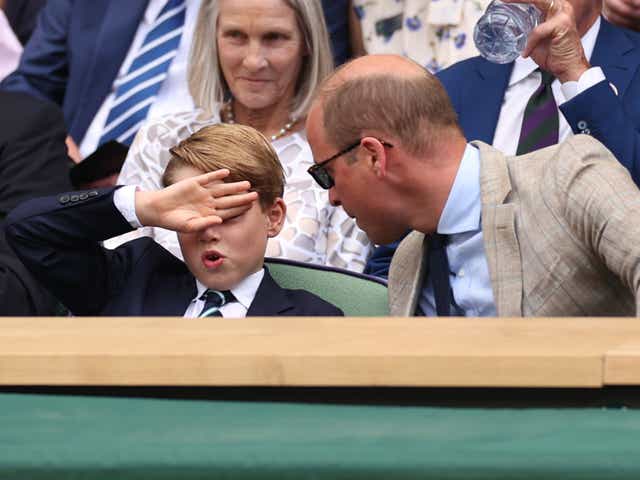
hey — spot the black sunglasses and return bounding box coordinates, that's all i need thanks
[307,139,394,189]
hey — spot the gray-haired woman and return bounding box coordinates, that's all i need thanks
[114,0,372,272]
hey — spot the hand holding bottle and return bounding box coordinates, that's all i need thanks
[514,0,590,82]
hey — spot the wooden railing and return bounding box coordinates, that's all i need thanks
[1,317,640,387]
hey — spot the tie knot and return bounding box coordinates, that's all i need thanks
[429,233,449,250]
[540,70,555,87]
[198,289,235,317]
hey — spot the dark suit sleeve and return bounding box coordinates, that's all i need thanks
[560,79,640,186]
[0,93,72,315]
[5,188,139,315]
[0,0,72,105]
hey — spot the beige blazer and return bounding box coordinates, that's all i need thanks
[389,135,640,317]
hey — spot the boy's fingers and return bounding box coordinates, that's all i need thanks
[214,191,258,209]
[217,204,253,221]
[205,180,253,197]
[197,169,230,185]
[183,216,222,232]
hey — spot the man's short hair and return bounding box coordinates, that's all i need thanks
[163,123,285,209]
[321,70,461,156]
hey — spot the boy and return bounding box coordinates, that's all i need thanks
[6,124,343,317]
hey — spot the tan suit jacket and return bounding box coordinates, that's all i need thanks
[389,135,640,317]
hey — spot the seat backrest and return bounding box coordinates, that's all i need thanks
[264,258,389,316]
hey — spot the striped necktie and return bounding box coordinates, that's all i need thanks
[516,70,559,155]
[99,0,186,147]
[198,289,235,317]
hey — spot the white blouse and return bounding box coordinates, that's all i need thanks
[110,109,373,272]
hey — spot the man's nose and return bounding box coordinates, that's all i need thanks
[328,188,341,207]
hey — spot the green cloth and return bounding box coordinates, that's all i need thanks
[1,393,640,479]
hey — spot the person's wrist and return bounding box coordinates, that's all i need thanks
[134,190,157,227]
[556,59,590,84]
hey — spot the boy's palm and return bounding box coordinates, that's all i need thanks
[137,170,257,231]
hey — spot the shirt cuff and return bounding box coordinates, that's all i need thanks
[113,185,143,228]
[560,67,607,103]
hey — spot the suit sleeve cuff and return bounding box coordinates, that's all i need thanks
[113,185,142,228]
[560,67,607,103]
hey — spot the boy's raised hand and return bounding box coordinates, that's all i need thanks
[134,169,258,232]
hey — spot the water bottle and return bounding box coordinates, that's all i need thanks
[473,0,543,64]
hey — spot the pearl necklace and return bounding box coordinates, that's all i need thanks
[221,102,297,141]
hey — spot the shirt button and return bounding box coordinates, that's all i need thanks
[458,269,465,278]
[577,120,588,130]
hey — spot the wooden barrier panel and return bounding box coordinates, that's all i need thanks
[605,343,640,384]
[2,317,640,387]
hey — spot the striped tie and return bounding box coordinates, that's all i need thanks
[516,70,559,155]
[198,289,235,317]
[99,0,186,146]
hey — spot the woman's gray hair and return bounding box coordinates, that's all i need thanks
[188,0,334,120]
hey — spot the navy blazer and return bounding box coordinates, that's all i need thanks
[438,17,640,185]
[1,0,149,144]
[5,188,343,317]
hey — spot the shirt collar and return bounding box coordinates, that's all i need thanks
[509,15,601,86]
[437,144,482,235]
[194,268,265,310]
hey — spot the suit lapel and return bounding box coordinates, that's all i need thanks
[72,0,149,141]
[388,231,428,316]
[591,18,640,97]
[145,264,196,316]
[459,61,513,143]
[473,141,523,317]
[246,268,295,316]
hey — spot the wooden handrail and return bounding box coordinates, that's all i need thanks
[1,317,639,387]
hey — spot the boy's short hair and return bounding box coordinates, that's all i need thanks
[163,123,285,209]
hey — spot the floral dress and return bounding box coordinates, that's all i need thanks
[353,0,489,72]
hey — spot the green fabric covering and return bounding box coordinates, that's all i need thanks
[2,393,640,479]
[265,260,389,316]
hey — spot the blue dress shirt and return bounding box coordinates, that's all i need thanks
[419,144,497,316]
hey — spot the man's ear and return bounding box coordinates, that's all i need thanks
[360,137,388,178]
[266,198,287,237]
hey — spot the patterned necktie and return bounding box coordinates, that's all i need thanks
[198,289,236,317]
[99,0,186,147]
[516,70,559,155]
[427,233,453,317]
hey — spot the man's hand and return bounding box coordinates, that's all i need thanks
[604,0,640,31]
[504,0,590,82]
[134,169,258,232]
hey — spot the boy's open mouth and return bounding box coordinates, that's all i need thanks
[201,250,224,269]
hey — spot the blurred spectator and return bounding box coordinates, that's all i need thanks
[322,0,352,65]
[603,0,640,31]
[113,0,373,272]
[0,92,72,315]
[4,0,46,45]
[350,0,489,72]
[0,0,22,80]
[1,0,201,160]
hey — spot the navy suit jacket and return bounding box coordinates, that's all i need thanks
[0,0,149,144]
[366,18,640,279]
[5,188,343,317]
[438,17,640,184]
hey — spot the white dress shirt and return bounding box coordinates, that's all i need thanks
[113,185,260,318]
[492,17,605,155]
[419,144,497,317]
[0,10,22,81]
[79,0,200,157]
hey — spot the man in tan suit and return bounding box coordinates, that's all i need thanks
[305,54,640,317]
